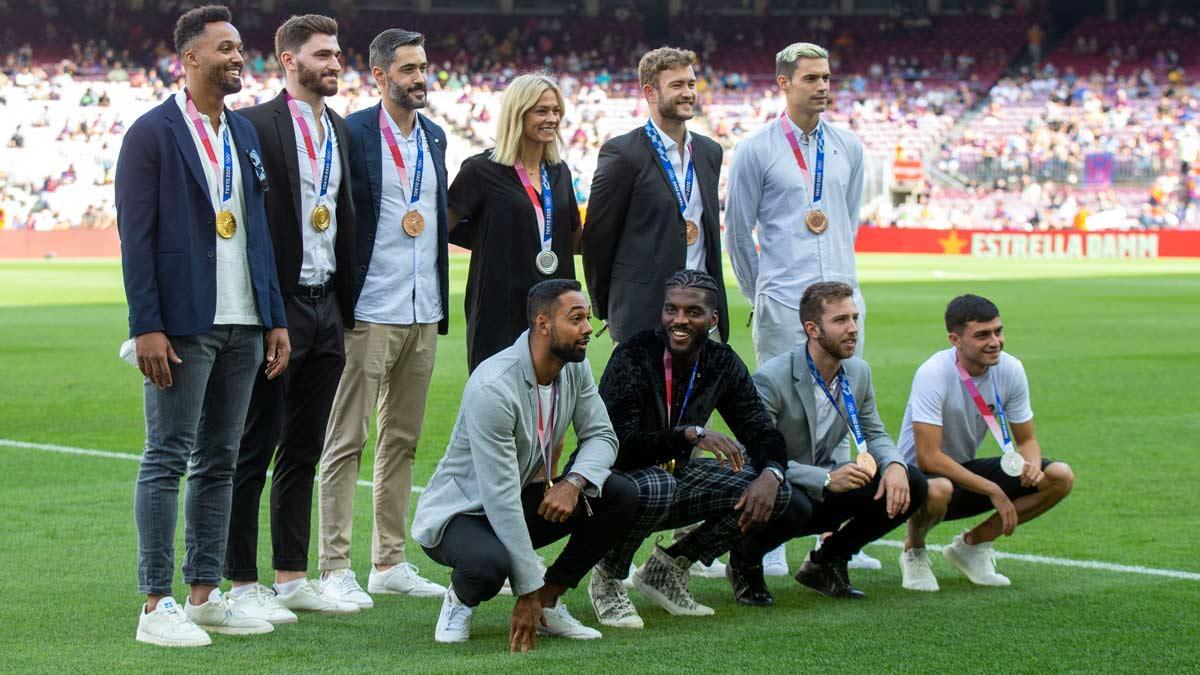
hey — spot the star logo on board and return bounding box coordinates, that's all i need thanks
[938,230,968,255]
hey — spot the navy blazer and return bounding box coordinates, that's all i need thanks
[116,96,287,337]
[345,104,450,335]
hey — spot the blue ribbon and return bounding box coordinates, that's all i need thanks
[644,119,694,217]
[539,162,553,246]
[409,126,425,207]
[811,126,825,207]
[220,127,233,209]
[317,118,332,204]
[805,347,865,449]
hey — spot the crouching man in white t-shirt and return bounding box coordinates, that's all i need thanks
[896,294,1074,591]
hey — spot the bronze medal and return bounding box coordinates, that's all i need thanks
[402,210,425,237]
[216,210,237,239]
[856,451,878,479]
[685,219,699,245]
[805,209,828,234]
[311,204,331,232]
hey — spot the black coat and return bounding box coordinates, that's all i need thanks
[582,126,730,342]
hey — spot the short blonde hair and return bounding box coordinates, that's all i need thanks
[776,42,829,79]
[490,73,565,167]
[638,46,697,89]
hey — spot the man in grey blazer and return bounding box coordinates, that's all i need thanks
[412,280,637,652]
[732,282,927,602]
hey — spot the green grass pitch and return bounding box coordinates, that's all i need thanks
[1,254,1198,672]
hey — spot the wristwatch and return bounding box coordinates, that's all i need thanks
[822,472,832,492]
[765,466,785,485]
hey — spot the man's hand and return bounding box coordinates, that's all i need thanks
[874,462,910,519]
[537,481,580,524]
[734,472,781,532]
[685,427,745,473]
[509,593,544,653]
[988,485,1018,535]
[136,331,182,389]
[264,328,291,380]
[827,463,872,493]
[1019,456,1044,489]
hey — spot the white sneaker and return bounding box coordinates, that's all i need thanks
[227,584,299,624]
[539,599,602,639]
[368,562,447,598]
[434,588,473,643]
[849,550,883,570]
[900,548,940,592]
[135,597,212,647]
[184,588,274,635]
[322,569,374,609]
[622,563,636,589]
[763,544,789,577]
[631,545,714,617]
[274,579,360,615]
[688,558,728,579]
[588,565,643,629]
[943,532,1012,586]
[500,556,546,596]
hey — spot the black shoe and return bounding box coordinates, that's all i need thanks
[794,554,866,599]
[726,559,774,607]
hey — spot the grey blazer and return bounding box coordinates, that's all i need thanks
[753,348,905,500]
[411,330,618,596]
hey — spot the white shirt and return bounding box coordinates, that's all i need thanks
[897,348,1034,465]
[289,98,341,286]
[725,116,865,309]
[648,118,705,270]
[812,376,843,450]
[173,90,260,326]
[356,110,443,325]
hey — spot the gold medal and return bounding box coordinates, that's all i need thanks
[402,210,425,237]
[216,210,237,239]
[311,204,331,232]
[856,451,877,479]
[685,219,699,245]
[805,209,828,234]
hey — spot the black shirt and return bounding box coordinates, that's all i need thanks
[598,330,787,474]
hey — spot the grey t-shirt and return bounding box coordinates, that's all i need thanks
[898,348,1033,464]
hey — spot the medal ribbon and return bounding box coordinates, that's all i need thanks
[954,357,1015,455]
[805,348,868,459]
[516,162,554,254]
[663,349,700,429]
[184,90,233,213]
[644,119,695,219]
[379,108,425,209]
[537,381,559,481]
[286,93,333,209]
[779,111,824,211]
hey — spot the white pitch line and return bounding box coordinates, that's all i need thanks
[3,437,1196,581]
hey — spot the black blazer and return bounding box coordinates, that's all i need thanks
[345,104,451,335]
[238,91,357,327]
[582,126,730,342]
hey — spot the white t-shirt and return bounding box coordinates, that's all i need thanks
[897,348,1033,464]
[535,383,556,468]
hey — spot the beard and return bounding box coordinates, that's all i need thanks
[657,94,694,122]
[206,62,242,95]
[387,76,427,110]
[549,325,587,363]
[298,61,338,97]
[814,326,854,360]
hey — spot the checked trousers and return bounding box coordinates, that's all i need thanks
[598,458,791,578]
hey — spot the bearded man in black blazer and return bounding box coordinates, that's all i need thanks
[582,47,730,344]
[223,14,361,620]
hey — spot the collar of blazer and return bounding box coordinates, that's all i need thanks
[363,104,443,224]
[638,126,716,225]
[268,91,304,227]
[164,99,259,212]
[790,346,822,445]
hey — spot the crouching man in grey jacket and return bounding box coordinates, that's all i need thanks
[412,279,637,652]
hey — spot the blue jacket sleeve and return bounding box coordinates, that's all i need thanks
[115,123,164,337]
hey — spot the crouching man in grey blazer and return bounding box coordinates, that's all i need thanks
[412,279,637,652]
[732,282,928,602]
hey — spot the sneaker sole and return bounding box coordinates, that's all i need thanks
[901,581,940,592]
[537,627,603,639]
[630,572,714,617]
[848,561,883,570]
[267,614,300,624]
[762,566,790,577]
[199,623,275,636]
[135,630,211,647]
[588,585,644,629]
[942,547,1012,587]
[368,585,446,598]
[434,633,470,644]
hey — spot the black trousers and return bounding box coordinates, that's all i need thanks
[224,289,346,580]
[422,474,638,607]
[739,464,928,564]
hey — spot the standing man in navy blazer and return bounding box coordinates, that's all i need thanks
[223,14,360,621]
[318,28,450,605]
[116,5,288,647]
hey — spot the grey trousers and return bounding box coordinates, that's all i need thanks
[134,325,263,596]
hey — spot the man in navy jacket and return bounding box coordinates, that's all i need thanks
[116,5,288,647]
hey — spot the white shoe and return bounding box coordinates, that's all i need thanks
[631,545,714,617]
[322,569,374,609]
[688,558,728,579]
[227,584,298,624]
[622,563,635,589]
[368,562,447,598]
[184,588,274,635]
[135,597,212,647]
[539,599,602,639]
[849,550,883,570]
[274,579,360,615]
[943,532,1012,586]
[588,565,643,629]
[763,544,789,577]
[434,588,473,644]
[900,548,940,592]
[500,556,546,596]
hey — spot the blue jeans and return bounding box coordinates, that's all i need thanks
[134,326,263,596]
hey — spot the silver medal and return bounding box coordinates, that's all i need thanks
[536,250,559,275]
[1000,451,1025,477]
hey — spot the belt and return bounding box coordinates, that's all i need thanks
[297,280,334,301]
